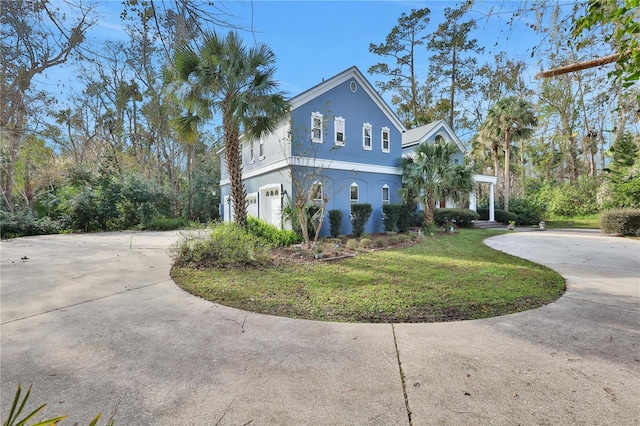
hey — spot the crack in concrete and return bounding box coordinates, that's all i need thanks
[392,323,413,426]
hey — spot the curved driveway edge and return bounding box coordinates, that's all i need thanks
[1,230,639,425]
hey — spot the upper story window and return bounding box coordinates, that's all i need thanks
[350,182,359,204]
[334,117,345,146]
[363,123,372,151]
[250,142,255,164]
[259,138,265,160]
[312,112,323,143]
[311,181,323,206]
[381,127,390,153]
[382,185,390,205]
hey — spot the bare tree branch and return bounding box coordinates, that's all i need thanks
[535,51,634,79]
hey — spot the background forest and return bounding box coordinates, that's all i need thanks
[1,0,638,237]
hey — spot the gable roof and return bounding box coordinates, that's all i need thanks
[289,66,406,133]
[401,119,467,154]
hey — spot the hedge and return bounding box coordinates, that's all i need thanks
[495,209,519,225]
[600,209,640,236]
[433,208,480,228]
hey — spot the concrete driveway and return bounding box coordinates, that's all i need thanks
[1,230,638,425]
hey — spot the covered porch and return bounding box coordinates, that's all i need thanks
[470,174,497,222]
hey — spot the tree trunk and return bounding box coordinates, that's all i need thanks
[503,130,511,212]
[449,45,457,130]
[223,104,247,228]
[423,194,435,226]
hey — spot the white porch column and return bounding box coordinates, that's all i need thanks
[469,185,477,212]
[469,187,477,211]
[489,183,495,222]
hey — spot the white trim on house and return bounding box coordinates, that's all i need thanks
[401,119,467,154]
[219,156,402,186]
[291,66,406,134]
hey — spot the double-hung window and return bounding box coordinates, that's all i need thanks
[312,112,323,143]
[259,138,265,160]
[335,117,345,146]
[250,142,255,163]
[363,123,372,150]
[381,127,390,153]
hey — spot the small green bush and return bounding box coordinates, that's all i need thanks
[382,204,400,232]
[397,205,413,232]
[495,209,519,225]
[346,239,359,250]
[350,203,372,238]
[433,208,479,228]
[397,234,410,244]
[328,209,343,238]
[374,238,385,248]
[600,209,640,236]
[247,216,301,247]
[172,223,273,268]
[360,237,371,249]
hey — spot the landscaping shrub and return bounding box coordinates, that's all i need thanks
[508,198,544,225]
[495,209,519,225]
[433,208,479,228]
[476,208,489,220]
[411,211,423,227]
[382,204,401,232]
[172,223,272,268]
[247,216,301,246]
[360,237,371,249]
[345,239,359,251]
[350,203,372,237]
[328,209,342,238]
[397,205,414,232]
[600,209,640,236]
[0,210,62,238]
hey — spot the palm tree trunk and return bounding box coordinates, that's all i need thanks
[504,130,510,212]
[223,107,247,228]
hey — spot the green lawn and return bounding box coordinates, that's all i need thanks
[543,214,600,230]
[171,229,565,323]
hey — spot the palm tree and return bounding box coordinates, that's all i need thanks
[483,96,537,211]
[400,140,473,227]
[172,31,289,228]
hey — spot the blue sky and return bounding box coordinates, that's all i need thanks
[80,0,543,100]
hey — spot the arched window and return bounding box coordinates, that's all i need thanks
[350,182,359,204]
[381,184,390,205]
[311,181,323,206]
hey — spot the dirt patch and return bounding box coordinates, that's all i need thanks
[272,232,425,265]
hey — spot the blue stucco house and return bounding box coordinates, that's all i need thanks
[219,66,496,235]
